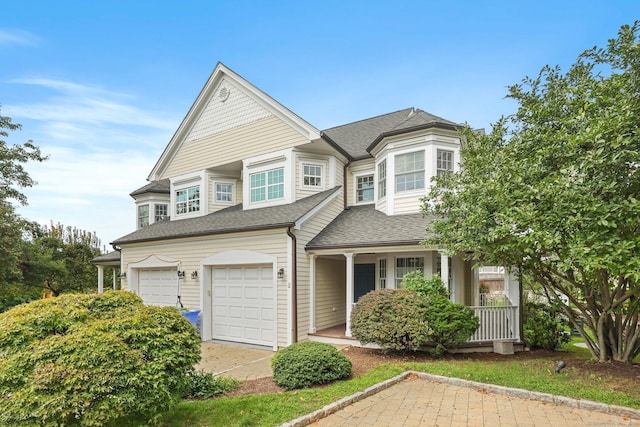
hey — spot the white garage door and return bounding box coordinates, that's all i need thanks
[139,268,178,307]
[212,265,275,346]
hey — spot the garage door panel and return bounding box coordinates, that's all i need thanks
[139,268,177,307]
[212,265,274,346]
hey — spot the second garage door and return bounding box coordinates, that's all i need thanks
[139,268,179,307]
[212,265,275,347]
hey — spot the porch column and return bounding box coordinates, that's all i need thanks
[439,251,450,298]
[345,253,354,337]
[472,266,480,306]
[97,265,104,293]
[112,269,118,290]
[309,255,317,334]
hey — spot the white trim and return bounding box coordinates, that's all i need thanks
[286,233,293,346]
[294,188,340,230]
[299,158,326,190]
[345,253,354,337]
[126,254,181,297]
[212,179,236,205]
[353,172,375,205]
[170,171,208,219]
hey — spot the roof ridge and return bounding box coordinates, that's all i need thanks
[321,107,414,132]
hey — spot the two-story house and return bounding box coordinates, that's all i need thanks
[107,63,522,352]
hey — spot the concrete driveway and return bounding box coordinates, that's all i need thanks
[195,341,274,380]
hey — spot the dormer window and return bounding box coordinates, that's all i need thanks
[395,151,424,192]
[176,186,200,214]
[378,160,386,199]
[155,204,169,222]
[302,164,323,188]
[215,182,234,203]
[250,168,284,202]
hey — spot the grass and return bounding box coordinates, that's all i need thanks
[155,343,640,427]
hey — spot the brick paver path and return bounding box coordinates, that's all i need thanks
[316,376,640,426]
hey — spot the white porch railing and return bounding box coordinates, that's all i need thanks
[468,300,518,342]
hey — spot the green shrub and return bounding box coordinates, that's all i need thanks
[424,296,480,356]
[350,289,430,352]
[271,341,352,390]
[182,370,239,399]
[0,291,201,426]
[401,271,450,299]
[523,299,570,350]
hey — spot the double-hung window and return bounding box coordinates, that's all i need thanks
[395,257,424,287]
[215,182,234,203]
[137,204,149,229]
[251,168,284,202]
[378,160,386,198]
[437,150,454,178]
[356,175,374,202]
[154,204,168,222]
[175,186,200,215]
[302,164,322,187]
[395,151,425,192]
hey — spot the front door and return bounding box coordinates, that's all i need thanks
[354,263,376,302]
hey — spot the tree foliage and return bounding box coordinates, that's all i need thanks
[0,291,201,426]
[423,22,640,362]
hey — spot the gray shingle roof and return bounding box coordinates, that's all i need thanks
[130,182,170,197]
[113,187,341,245]
[91,250,121,265]
[321,108,461,159]
[306,204,435,250]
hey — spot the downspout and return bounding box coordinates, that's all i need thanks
[287,227,298,343]
[343,160,352,210]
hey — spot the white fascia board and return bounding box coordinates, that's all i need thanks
[294,188,341,230]
[149,63,321,181]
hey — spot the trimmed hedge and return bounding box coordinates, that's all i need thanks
[271,341,352,390]
[0,291,201,426]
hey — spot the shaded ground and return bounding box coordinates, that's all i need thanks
[226,346,640,397]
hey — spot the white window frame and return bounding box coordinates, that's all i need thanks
[250,167,284,203]
[214,180,235,205]
[154,203,168,222]
[378,159,386,199]
[355,173,374,204]
[301,162,324,189]
[175,185,200,215]
[395,150,425,193]
[170,172,206,219]
[378,258,387,289]
[395,257,425,287]
[137,204,149,229]
[436,149,454,178]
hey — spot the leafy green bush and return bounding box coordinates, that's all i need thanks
[401,271,450,299]
[182,370,239,399]
[0,291,201,426]
[523,299,570,350]
[350,289,430,351]
[271,341,352,390]
[424,295,480,356]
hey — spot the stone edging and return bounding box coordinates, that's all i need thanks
[281,370,640,427]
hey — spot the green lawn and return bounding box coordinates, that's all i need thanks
[154,343,640,427]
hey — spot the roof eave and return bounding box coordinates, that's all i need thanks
[366,122,461,153]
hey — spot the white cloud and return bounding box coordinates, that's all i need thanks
[8,77,179,247]
[0,29,41,47]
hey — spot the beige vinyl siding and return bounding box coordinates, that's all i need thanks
[314,258,346,330]
[295,154,331,200]
[120,229,289,346]
[290,192,344,341]
[376,198,387,213]
[393,194,423,214]
[162,116,309,180]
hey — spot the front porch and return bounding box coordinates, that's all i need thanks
[306,248,521,351]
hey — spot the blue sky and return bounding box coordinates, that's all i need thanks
[2,1,638,248]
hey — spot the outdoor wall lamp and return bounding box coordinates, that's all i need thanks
[278,268,285,279]
[120,272,126,279]
[191,270,198,279]
[177,270,186,278]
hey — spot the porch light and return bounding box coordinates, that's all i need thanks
[177,270,186,278]
[120,272,126,279]
[278,268,285,279]
[191,270,198,279]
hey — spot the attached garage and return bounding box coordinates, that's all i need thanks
[212,265,275,347]
[139,268,179,307]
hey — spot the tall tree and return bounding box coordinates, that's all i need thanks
[20,223,102,297]
[423,23,640,362]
